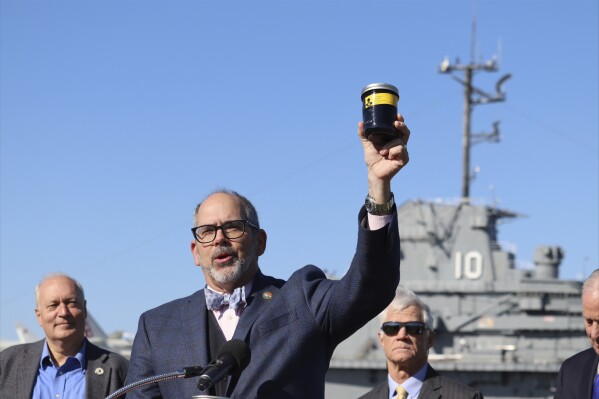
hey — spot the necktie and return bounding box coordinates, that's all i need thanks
[593,373,599,399]
[205,286,246,311]
[395,386,408,399]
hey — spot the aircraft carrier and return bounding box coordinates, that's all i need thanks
[324,56,588,399]
[325,199,586,399]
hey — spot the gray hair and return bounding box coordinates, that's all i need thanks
[35,273,85,307]
[192,189,260,228]
[378,286,434,330]
[582,268,599,295]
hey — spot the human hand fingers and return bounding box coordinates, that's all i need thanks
[394,114,410,145]
[357,121,367,141]
[378,114,410,161]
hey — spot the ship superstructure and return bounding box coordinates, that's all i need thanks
[325,200,586,399]
[324,45,588,399]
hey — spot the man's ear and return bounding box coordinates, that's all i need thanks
[35,308,42,326]
[377,331,385,347]
[427,330,435,349]
[257,229,267,256]
[191,241,201,266]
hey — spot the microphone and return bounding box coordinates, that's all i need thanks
[197,339,251,392]
[104,366,205,399]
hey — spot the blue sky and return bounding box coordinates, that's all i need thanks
[1,0,597,341]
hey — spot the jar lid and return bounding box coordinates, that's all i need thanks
[361,83,399,98]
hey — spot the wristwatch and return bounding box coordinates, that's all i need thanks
[365,193,395,215]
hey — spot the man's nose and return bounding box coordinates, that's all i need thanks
[213,228,229,244]
[397,326,408,339]
[57,303,70,316]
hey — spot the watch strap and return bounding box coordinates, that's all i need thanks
[365,193,395,215]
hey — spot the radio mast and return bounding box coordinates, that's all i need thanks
[438,3,511,203]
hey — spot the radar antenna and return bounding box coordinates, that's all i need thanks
[439,0,511,203]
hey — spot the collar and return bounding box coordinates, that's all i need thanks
[40,338,87,370]
[388,363,428,398]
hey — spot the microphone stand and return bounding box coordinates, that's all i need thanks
[104,366,204,399]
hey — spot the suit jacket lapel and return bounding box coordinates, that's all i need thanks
[419,364,442,399]
[18,340,43,399]
[183,290,211,370]
[583,349,599,397]
[232,271,279,341]
[226,272,280,396]
[86,340,110,398]
[374,382,389,399]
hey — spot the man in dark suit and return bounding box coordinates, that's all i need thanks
[359,286,483,399]
[125,115,411,399]
[0,273,128,399]
[554,268,599,399]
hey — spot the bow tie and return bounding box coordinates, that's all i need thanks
[205,286,246,311]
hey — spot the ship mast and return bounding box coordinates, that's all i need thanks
[438,3,511,203]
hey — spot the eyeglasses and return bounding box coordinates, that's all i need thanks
[381,321,427,336]
[191,220,258,243]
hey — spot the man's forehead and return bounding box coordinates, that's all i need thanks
[197,194,243,219]
[385,306,423,321]
[582,303,599,317]
[39,278,78,297]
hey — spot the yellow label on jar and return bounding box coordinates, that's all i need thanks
[364,93,398,109]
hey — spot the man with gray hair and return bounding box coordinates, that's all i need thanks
[0,273,129,398]
[359,286,483,399]
[554,268,599,399]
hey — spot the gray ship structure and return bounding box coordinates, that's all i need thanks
[325,199,586,399]
[324,55,588,399]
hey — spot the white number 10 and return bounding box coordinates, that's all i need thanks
[454,251,483,279]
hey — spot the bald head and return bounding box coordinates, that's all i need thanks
[193,189,260,229]
[35,273,85,307]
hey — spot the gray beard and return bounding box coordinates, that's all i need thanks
[202,248,250,285]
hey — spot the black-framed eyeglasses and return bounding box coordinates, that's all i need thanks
[191,220,258,243]
[381,321,427,336]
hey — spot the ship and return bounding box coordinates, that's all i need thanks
[323,54,588,399]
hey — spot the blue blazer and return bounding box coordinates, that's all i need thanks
[554,347,599,399]
[126,207,400,399]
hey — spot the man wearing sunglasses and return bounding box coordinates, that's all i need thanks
[360,287,483,399]
[126,115,411,399]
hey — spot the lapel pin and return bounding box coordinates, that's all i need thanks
[94,367,104,375]
[262,291,273,300]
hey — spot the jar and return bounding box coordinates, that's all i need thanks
[361,83,399,143]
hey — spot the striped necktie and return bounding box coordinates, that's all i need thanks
[395,386,408,399]
[592,373,599,399]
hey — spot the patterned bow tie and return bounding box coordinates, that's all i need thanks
[205,286,246,311]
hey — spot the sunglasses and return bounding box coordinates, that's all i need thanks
[381,321,427,336]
